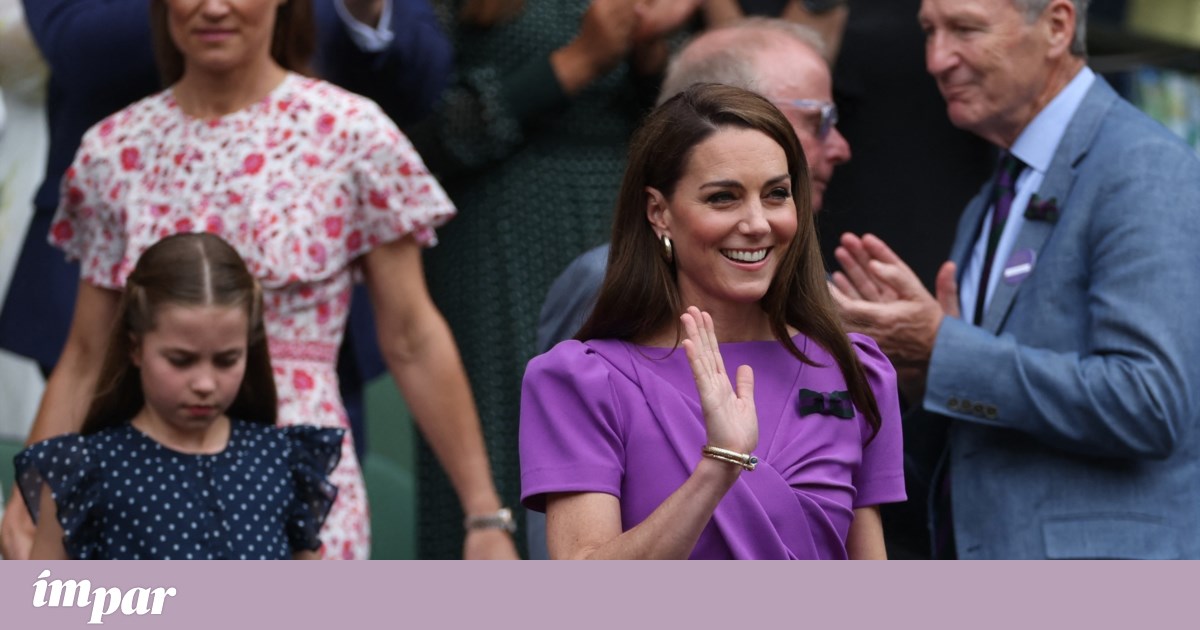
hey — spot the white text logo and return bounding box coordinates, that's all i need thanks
[32,569,177,625]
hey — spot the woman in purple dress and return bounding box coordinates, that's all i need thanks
[519,83,905,559]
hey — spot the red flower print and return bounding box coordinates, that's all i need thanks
[368,190,388,209]
[174,152,186,166]
[317,113,336,135]
[398,162,413,176]
[304,153,320,167]
[324,216,343,238]
[99,120,115,137]
[120,147,140,171]
[293,370,314,391]
[317,302,330,325]
[175,218,194,232]
[308,242,327,265]
[299,286,314,299]
[50,220,74,243]
[228,191,244,205]
[346,231,363,251]
[152,204,170,217]
[243,153,265,175]
[67,187,85,206]
[206,215,224,233]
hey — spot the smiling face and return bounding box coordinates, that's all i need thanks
[919,0,1075,147]
[132,303,249,435]
[648,126,799,313]
[165,0,281,75]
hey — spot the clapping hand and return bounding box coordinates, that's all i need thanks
[681,307,757,456]
[828,233,960,402]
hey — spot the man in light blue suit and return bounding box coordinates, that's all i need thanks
[832,0,1200,558]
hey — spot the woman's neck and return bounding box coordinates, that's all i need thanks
[172,60,289,119]
[643,301,776,347]
[132,408,232,455]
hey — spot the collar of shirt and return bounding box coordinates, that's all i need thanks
[958,66,1096,320]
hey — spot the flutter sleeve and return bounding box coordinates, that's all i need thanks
[849,334,907,508]
[49,124,128,289]
[15,434,103,557]
[519,340,628,513]
[281,426,344,552]
[344,102,456,258]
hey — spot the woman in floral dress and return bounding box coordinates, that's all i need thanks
[17,0,516,559]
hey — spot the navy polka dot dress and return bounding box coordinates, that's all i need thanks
[14,420,342,559]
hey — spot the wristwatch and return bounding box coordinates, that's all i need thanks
[464,507,517,534]
[801,0,848,14]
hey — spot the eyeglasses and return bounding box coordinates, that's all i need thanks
[772,99,838,141]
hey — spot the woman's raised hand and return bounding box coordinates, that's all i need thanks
[680,307,757,456]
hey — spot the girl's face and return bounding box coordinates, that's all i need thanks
[165,0,282,75]
[648,127,798,310]
[132,304,249,433]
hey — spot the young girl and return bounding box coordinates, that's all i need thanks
[15,233,342,560]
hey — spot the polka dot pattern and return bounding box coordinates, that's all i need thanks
[14,421,342,560]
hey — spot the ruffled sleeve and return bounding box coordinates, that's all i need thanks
[344,100,456,257]
[280,426,344,553]
[519,340,627,513]
[849,334,907,508]
[14,434,104,558]
[49,121,128,290]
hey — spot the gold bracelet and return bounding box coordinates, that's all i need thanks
[701,445,758,471]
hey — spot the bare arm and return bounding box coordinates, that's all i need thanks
[0,281,118,560]
[547,458,741,559]
[846,506,887,559]
[361,236,517,559]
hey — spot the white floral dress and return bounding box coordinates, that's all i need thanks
[50,73,455,559]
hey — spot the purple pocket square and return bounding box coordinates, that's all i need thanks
[1024,195,1060,223]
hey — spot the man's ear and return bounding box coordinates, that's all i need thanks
[1042,0,1076,59]
[645,186,670,236]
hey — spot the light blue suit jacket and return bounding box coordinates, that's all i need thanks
[923,77,1200,559]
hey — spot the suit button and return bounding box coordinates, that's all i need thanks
[960,398,972,411]
[973,403,985,416]
[948,398,959,410]
[985,406,998,419]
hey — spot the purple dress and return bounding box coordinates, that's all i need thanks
[520,333,905,559]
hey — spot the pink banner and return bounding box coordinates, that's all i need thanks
[0,560,1193,628]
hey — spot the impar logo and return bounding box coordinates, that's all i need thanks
[32,569,177,624]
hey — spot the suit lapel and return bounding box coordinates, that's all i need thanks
[951,189,991,278]
[980,76,1119,333]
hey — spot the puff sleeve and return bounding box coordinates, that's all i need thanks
[848,334,907,508]
[519,340,628,513]
[281,426,344,552]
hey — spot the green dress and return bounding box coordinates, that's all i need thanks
[409,0,660,557]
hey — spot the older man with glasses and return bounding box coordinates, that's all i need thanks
[525,17,852,558]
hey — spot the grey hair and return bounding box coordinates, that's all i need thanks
[658,17,827,106]
[1012,0,1089,56]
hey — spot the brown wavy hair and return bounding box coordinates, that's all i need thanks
[576,83,881,434]
[81,233,277,435]
[150,0,315,86]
